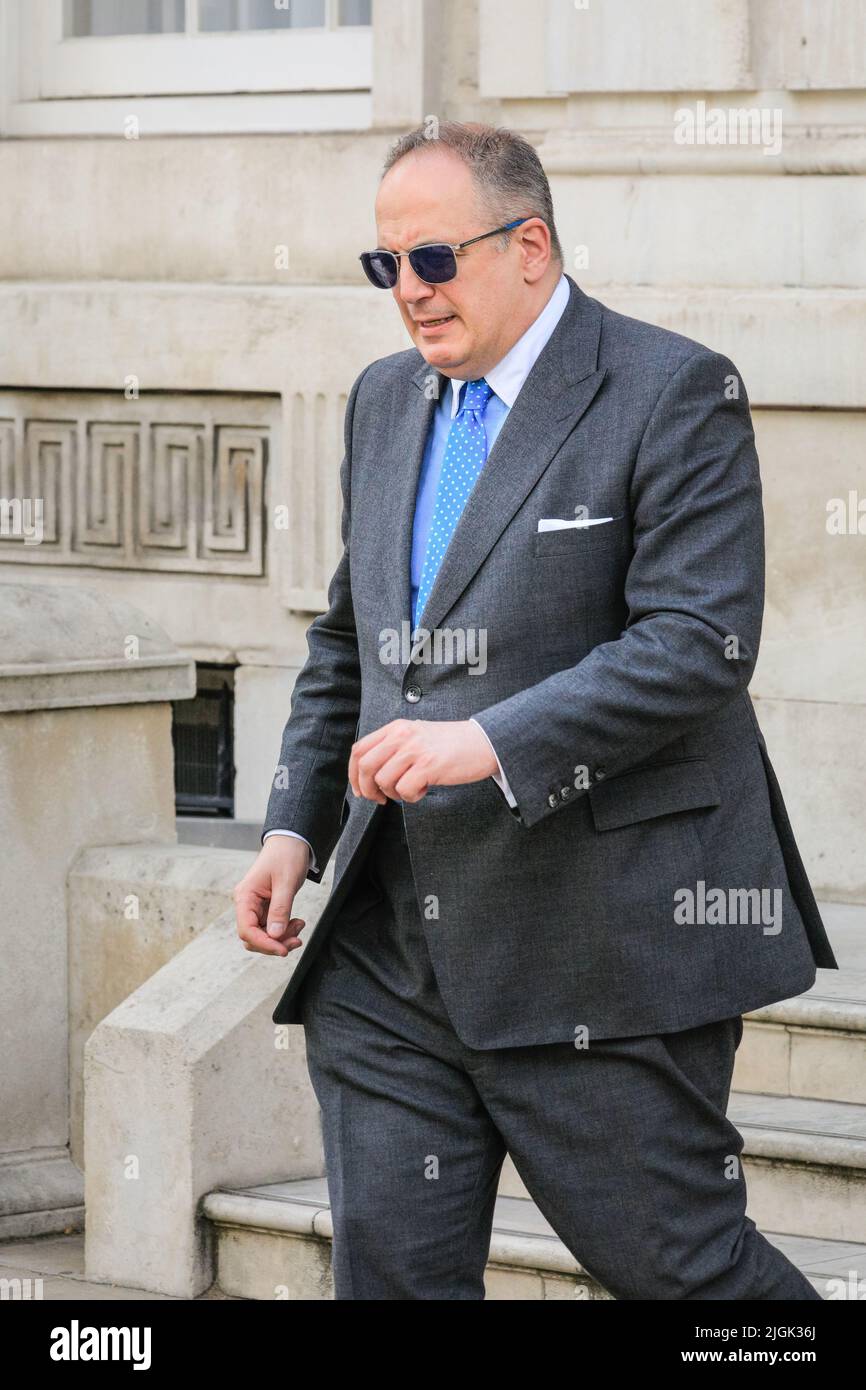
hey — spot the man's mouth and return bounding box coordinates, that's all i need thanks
[416,314,456,329]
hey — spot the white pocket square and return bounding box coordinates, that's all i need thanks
[537,516,614,532]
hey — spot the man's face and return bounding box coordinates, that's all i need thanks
[374,148,529,380]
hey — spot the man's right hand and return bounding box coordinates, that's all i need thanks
[233,836,312,957]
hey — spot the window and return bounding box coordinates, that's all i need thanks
[172,664,236,816]
[65,1,186,36]
[5,0,373,134]
[63,0,372,37]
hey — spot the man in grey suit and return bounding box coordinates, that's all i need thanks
[234,122,838,1300]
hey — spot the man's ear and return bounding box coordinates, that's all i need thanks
[519,217,552,282]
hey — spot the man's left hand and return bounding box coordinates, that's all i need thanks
[348,719,498,804]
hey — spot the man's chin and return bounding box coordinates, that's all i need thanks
[416,336,466,371]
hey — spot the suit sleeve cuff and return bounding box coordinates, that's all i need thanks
[469,717,518,808]
[262,829,317,874]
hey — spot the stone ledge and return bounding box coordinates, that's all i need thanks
[538,125,866,175]
[83,897,329,1297]
[0,582,195,712]
[0,282,863,408]
[0,1149,85,1241]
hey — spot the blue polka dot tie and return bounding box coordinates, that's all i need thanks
[414,377,494,630]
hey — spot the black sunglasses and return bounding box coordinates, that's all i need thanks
[359,218,530,289]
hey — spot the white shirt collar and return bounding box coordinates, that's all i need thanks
[447,272,571,418]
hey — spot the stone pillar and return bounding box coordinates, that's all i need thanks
[0,581,194,1238]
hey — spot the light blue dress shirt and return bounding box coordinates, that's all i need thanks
[266,272,572,866]
[409,274,571,622]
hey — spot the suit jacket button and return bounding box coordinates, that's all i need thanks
[560,785,572,799]
[593,767,606,781]
[547,791,559,808]
[404,685,422,703]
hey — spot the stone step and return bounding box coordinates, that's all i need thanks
[736,902,866,1103]
[203,1177,866,1300]
[727,1091,866,1244]
[498,1090,866,1242]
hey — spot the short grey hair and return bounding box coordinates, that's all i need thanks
[382,121,563,265]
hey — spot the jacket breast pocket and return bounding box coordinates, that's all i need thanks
[533,515,628,558]
[587,757,721,832]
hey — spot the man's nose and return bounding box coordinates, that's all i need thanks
[396,256,434,302]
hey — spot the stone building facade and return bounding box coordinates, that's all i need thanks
[0,0,863,898]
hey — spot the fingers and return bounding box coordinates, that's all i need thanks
[348,724,386,791]
[351,721,424,802]
[367,746,413,798]
[392,766,430,803]
[349,724,390,800]
[245,920,304,957]
[265,891,303,945]
[234,882,305,957]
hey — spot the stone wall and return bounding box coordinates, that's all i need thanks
[1,0,862,888]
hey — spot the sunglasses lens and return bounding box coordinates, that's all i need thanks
[409,244,458,284]
[360,250,398,289]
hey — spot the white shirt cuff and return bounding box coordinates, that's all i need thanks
[469,717,518,808]
[262,829,317,874]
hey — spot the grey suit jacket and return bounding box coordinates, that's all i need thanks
[265,273,839,1046]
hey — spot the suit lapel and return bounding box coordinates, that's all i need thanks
[407,275,605,650]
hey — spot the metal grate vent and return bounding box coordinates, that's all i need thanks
[172,664,235,815]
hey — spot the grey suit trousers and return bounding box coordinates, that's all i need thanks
[298,800,820,1302]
